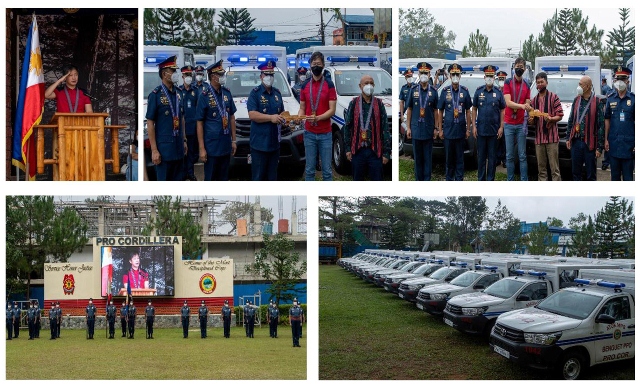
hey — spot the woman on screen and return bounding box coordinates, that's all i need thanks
[123,252,149,289]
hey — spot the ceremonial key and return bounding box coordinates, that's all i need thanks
[222,116,229,128]
[453,109,459,119]
[420,108,425,118]
[173,117,180,129]
[575,124,580,133]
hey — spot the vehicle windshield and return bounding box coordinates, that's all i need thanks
[144,71,162,99]
[450,271,483,288]
[429,267,452,280]
[412,263,436,275]
[334,69,393,96]
[439,74,488,95]
[535,290,602,319]
[484,279,527,299]
[531,77,579,102]
[225,70,292,98]
[406,262,425,272]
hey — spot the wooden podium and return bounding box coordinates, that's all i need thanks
[35,113,128,181]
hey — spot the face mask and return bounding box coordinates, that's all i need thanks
[195,75,204,82]
[406,77,413,84]
[299,75,306,82]
[263,75,274,87]
[419,74,429,83]
[614,80,627,91]
[170,71,180,84]
[311,66,323,76]
[438,76,444,82]
[363,84,374,96]
[485,77,494,86]
[498,80,505,88]
[218,75,227,85]
[451,75,460,84]
[184,76,192,85]
[536,84,546,93]
[514,68,525,77]
[576,86,584,96]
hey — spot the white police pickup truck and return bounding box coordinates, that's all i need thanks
[490,274,635,380]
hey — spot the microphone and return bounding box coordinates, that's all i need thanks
[79,88,98,101]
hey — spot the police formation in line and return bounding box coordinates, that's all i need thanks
[145,300,155,339]
[27,301,41,340]
[181,300,190,338]
[128,300,137,338]
[221,300,232,338]
[244,300,257,338]
[289,299,304,348]
[198,300,209,338]
[106,300,117,339]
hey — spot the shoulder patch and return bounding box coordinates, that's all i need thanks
[476,85,484,90]
[152,85,162,94]
[461,85,468,91]
[253,86,261,92]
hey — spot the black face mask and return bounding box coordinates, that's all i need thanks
[515,68,525,77]
[311,66,323,76]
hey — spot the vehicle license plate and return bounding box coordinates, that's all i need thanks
[417,303,424,310]
[444,318,454,327]
[399,293,405,299]
[494,345,510,359]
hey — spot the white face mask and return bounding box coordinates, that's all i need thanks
[299,75,307,82]
[263,75,274,87]
[170,71,180,84]
[218,75,227,85]
[363,84,374,96]
[576,86,584,96]
[184,76,192,86]
[406,77,413,84]
[614,80,627,91]
[485,77,494,86]
[497,80,505,88]
[195,74,204,82]
[419,74,429,84]
[451,75,460,84]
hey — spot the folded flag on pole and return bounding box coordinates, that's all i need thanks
[12,14,44,181]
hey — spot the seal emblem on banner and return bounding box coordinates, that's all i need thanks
[199,273,216,294]
[63,274,75,295]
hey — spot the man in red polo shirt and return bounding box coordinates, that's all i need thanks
[503,57,532,181]
[44,64,93,113]
[298,51,337,181]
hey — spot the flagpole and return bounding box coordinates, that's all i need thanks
[25,139,30,181]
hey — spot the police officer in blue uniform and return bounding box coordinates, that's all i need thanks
[55,302,61,338]
[198,300,208,338]
[127,300,136,339]
[85,298,97,339]
[406,62,439,181]
[289,299,304,347]
[48,302,57,340]
[245,300,256,338]
[107,300,117,339]
[472,65,506,181]
[193,65,207,91]
[181,300,190,338]
[197,60,237,181]
[438,63,472,181]
[399,68,416,115]
[179,65,199,181]
[292,66,308,102]
[34,301,41,338]
[221,300,232,338]
[6,303,12,340]
[12,302,20,338]
[27,302,36,340]
[146,55,187,181]
[120,301,127,337]
[145,300,155,339]
[243,300,251,337]
[605,66,635,181]
[495,70,508,168]
[247,60,286,181]
[268,300,279,338]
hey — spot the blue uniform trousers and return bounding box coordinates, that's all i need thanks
[121,317,127,337]
[444,138,465,181]
[199,317,207,338]
[49,319,57,339]
[223,317,231,338]
[413,138,433,181]
[182,134,199,179]
[6,319,12,340]
[156,159,183,181]
[182,317,189,338]
[291,320,301,346]
[477,135,497,181]
[204,155,230,181]
[352,147,383,181]
[571,139,597,181]
[610,157,634,181]
[251,149,279,181]
[87,318,95,338]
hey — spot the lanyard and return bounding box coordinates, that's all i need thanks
[160,84,180,133]
[208,84,227,120]
[310,77,325,114]
[64,86,80,113]
[512,78,524,103]
[130,269,139,288]
[359,96,375,133]
[418,86,429,122]
[576,94,593,127]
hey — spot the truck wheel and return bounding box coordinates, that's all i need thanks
[332,131,350,175]
[559,351,586,380]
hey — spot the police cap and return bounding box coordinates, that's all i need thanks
[483,65,497,76]
[158,55,179,70]
[448,63,462,74]
[296,66,308,75]
[614,66,632,79]
[496,70,508,79]
[258,60,276,74]
[403,68,414,77]
[417,62,432,73]
[207,60,225,75]
[181,65,194,74]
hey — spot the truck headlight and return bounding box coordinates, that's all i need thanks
[431,293,449,301]
[524,332,562,345]
[392,277,404,283]
[461,306,488,316]
[408,284,424,291]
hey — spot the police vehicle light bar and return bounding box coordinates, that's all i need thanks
[456,262,468,267]
[475,264,483,270]
[327,56,377,63]
[430,259,444,264]
[145,55,169,64]
[514,269,526,276]
[227,55,249,63]
[461,65,500,72]
[398,66,419,73]
[482,265,499,271]
[288,59,296,66]
[574,279,626,289]
[540,66,589,72]
[527,270,547,278]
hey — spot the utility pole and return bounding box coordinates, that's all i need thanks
[320,9,325,45]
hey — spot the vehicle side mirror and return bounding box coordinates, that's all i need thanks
[473,285,484,290]
[595,314,616,324]
[516,295,531,301]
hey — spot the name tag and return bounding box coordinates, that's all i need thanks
[620,111,625,122]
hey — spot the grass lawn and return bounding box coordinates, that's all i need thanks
[6,325,306,379]
[319,265,634,380]
[399,157,508,181]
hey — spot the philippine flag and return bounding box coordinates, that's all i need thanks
[101,246,113,297]
[12,15,45,181]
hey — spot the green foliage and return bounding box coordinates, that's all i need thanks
[143,9,163,43]
[218,8,256,45]
[399,8,456,59]
[546,217,563,227]
[568,213,596,257]
[606,8,635,65]
[555,8,578,56]
[156,8,187,46]
[181,8,228,53]
[220,201,274,235]
[318,197,358,244]
[521,34,544,67]
[245,234,306,305]
[525,222,558,256]
[142,196,204,260]
[595,197,633,259]
[442,197,487,251]
[6,196,88,300]
[482,200,521,253]
[462,29,492,58]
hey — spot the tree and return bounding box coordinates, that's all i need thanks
[525,222,558,256]
[6,196,88,300]
[537,13,558,56]
[318,196,357,244]
[181,8,228,53]
[568,213,597,257]
[220,201,274,235]
[462,29,492,58]
[575,12,604,56]
[143,8,163,43]
[323,8,345,45]
[546,217,563,227]
[482,200,521,253]
[606,8,635,65]
[142,196,204,260]
[594,196,629,259]
[443,197,487,252]
[521,34,545,67]
[156,8,186,46]
[218,8,256,45]
[399,8,456,59]
[245,233,307,304]
[555,8,578,56]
